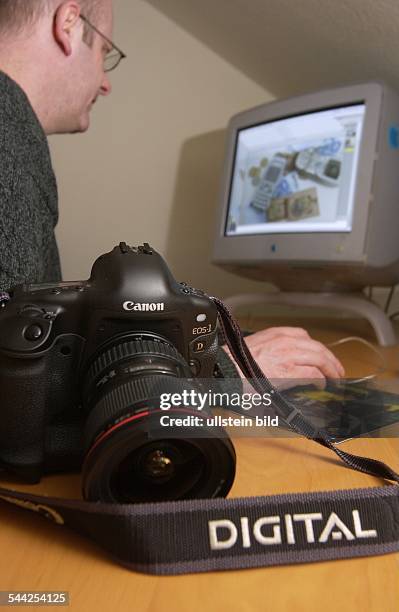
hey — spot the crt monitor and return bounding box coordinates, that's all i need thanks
[212,82,399,292]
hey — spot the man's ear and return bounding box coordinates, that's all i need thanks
[53,1,82,57]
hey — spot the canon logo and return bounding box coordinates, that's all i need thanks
[123,301,165,312]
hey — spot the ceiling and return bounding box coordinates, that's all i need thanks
[146,0,399,98]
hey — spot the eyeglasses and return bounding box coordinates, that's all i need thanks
[80,14,126,72]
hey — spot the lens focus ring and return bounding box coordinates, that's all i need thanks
[87,336,187,382]
[83,335,191,409]
[84,375,196,452]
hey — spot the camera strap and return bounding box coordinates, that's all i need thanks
[0,298,398,574]
[0,483,398,574]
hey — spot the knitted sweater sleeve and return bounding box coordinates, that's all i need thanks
[0,161,49,291]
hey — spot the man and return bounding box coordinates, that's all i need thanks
[0,0,344,383]
[0,0,112,292]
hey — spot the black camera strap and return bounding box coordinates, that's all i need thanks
[0,298,398,575]
[0,484,397,575]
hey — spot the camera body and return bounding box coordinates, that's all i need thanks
[0,243,221,489]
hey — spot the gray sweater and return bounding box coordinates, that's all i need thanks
[0,71,61,291]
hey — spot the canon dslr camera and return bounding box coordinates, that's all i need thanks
[0,243,236,503]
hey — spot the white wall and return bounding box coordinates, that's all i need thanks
[50,0,273,297]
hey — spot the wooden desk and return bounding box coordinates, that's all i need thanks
[0,318,398,612]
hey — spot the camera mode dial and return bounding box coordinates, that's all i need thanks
[0,304,55,353]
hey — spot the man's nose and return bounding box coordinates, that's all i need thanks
[100,73,112,96]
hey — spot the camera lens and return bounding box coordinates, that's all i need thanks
[81,334,236,503]
[83,415,235,503]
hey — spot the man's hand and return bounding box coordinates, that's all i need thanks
[223,326,345,389]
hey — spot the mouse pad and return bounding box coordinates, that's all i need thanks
[282,380,399,441]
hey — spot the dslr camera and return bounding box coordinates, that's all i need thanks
[0,243,236,503]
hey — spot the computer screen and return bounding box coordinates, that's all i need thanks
[226,104,366,236]
[213,82,399,291]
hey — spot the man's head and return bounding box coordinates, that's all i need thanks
[0,0,116,134]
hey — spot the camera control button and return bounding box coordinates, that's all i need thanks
[189,359,201,375]
[24,324,43,341]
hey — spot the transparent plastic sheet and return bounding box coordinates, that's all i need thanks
[132,377,399,441]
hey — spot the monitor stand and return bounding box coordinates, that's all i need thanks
[223,292,397,347]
